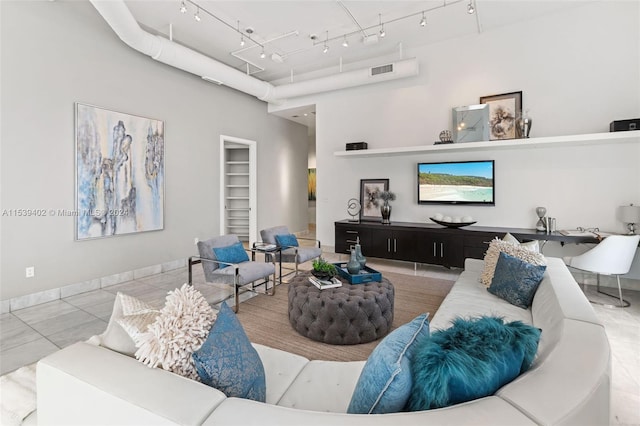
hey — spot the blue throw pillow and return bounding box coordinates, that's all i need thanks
[274,233,299,248]
[192,301,266,402]
[213,242,249,269]
[488,251,547,309]
[407,316,541,411]
[347,313,430,414]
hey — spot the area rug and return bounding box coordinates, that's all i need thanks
[0,363,36,426]
[235,271,454,362]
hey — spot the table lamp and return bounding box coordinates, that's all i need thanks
[620,204,640,234]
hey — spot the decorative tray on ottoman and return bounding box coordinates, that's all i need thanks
[333,263,382,284]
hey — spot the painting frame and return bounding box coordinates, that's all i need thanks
[75,103,165,240]
[360,178,389,222]
[479,91,522,141]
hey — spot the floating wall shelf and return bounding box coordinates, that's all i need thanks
[333,132,639,158]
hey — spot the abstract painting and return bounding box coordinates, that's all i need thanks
[75,103,164,240]
[360,179,389,221]
[308,168,316,201]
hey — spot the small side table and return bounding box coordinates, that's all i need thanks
[252,243,282,293]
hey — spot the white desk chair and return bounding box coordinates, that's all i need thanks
[564,234,640,308]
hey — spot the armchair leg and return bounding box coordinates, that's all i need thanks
[233,283,240,313]
[590,273,630,308]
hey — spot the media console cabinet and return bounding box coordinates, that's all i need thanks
[335,219,600,268]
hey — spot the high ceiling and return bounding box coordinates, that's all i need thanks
[124,1,588,84]
[120,1,590,128]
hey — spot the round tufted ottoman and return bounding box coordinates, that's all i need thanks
[288,272,394,345]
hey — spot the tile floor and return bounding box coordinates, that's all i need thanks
[1,251,638,425]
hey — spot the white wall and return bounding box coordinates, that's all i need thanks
[272,1,640,250]
[0,1,308,300]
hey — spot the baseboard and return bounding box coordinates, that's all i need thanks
[1,259,187,314]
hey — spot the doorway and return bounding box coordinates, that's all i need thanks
[219,135,257,245]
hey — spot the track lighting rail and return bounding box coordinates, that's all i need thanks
[312,0,471,47]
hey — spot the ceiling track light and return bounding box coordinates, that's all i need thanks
[378,14,386,38]
[237,21,245,46]
[323,31,329,53]
[260,48,266,59]
[420,12,427,27]
[194,7,201,21]
[342,36,349,48]
[467,0,475,14]
[179,1,187,14]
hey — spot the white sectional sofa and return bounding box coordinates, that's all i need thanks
[36,257,610,425]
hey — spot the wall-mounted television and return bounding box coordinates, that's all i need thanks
[417,160,495,205]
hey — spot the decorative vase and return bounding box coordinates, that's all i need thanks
[355,239,367,269]
[517,110,533,138]
[381,201,392,225]
[346,248,361,275]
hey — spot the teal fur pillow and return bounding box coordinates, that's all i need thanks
[213,242,249,269]
[488,251,547,309]
[407,316,540,411]
[275,233,299,248]
[192,302,266,402]
[348,313,430,414]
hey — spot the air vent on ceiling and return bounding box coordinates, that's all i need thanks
[370,64,394,76]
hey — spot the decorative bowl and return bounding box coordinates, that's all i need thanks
[311,270,335,281]
[430,217,477,228]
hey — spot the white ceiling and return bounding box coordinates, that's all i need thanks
[122,0,591,128]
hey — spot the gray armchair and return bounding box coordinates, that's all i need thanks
[188,234,276,313]
[259,226,322,281]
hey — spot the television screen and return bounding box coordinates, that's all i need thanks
[418,160,495,205]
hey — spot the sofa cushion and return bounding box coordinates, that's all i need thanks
[407,316,541,411]
[488,252,546,309]
[429,262,533,333]
[275,233,299,248]
[251,344,309,405]
[480,238,546,287]
[193,301,266,402]
[277,359,366,413]
[133,284,216,380]
[213,242,249,269]
[347,313,430,414]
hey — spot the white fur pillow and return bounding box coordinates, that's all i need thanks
[480,238,546,287]
[133,284,217,380]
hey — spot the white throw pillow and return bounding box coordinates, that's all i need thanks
[503,232,540,253]
[133,284,217,380]
[99,292,160,356]
[481,238,546,287]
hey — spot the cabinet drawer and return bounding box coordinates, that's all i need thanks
[335,225,370,254]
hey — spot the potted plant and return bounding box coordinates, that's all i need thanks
[375,191,396,224]
[311,257,337,280]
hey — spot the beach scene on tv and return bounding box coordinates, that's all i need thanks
[419,162,494,203]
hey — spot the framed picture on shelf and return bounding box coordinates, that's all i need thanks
[480,91,522,140]
[360,179,389,221]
